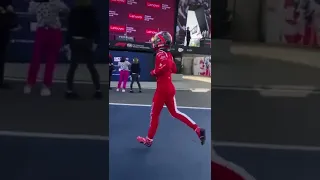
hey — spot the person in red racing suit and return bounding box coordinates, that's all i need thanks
[211,144,256,180]
[137,31,206,147]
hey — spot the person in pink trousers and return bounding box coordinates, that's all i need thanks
[24,0,69,96]
[117,57,131,92]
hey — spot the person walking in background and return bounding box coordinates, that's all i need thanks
[129,57,141,93]
[176,0,189,44]
[108,54,114,90]
[65,0,101,99]
[0,0,18,88]
[117,57,130,92]
[24,0,69,96]
[186,27,191,47]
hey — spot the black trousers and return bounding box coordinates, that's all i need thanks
[186,38,191,47]
[109,70,112,88]
[66,38,100,91]
[0,30,10,85]
[130,73,141,90]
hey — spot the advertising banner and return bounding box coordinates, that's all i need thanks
[193,56,211,77]
[109,40,153,52]
[110,40,211,55]
[109,50,154,81]
[109,0,176,43]
[8,0,108,63]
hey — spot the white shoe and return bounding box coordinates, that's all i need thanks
[122,89,126,92]
[116,88,120,92]
[40,86,51,96]
[24,85,32,94]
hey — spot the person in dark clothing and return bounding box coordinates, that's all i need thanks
[108,54,114,90]
[65,0,101,99]
[186,27,191,47]
[0,0,17,88]
[129,57,141,93]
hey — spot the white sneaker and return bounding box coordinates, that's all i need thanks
[40,86,51,96]
[24,85,32,94]
[122,89,126,92]
[116,88,120,92]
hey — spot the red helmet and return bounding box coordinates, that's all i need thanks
[151,31,173,50]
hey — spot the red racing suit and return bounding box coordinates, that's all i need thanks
[147,49,198,139]
[151,49,177,93]
[211,149,256,180]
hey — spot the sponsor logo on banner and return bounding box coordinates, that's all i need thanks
[146,2,161,9]
[126,26,136,33]
[128,13,144,20]
[168,45,211,55]
[145,29,158,34]
[127,0,137,5]
[112,41,152,50]
[144,15,154,21]
[162,4,171,10]
[110,0,126,4]
[109,10,119,17]
[11,39,35,43]
[114,57,121,62]
[115,35,134,42]
[114,42,128,47]
[127,43,151,50]
[109,25,126,32]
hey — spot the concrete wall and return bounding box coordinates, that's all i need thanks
[181,40,232,75]
[228,0,262,42]
[182,57,194,75]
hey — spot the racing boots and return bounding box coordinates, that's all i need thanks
[196,127,206,145]
[137,136,153,147]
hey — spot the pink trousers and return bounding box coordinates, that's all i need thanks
[27,27,62,87]
[117,70,129,89]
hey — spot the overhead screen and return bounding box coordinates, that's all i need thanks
[175,0,211,46]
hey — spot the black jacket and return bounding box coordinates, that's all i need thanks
[66,5,100,44]
[186,30,191,39]
[0,0,17,32]
[130,63,140,75]
[109,56,114,72]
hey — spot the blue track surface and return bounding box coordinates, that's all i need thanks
[109,104,211,180]
[0,135,108,180]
